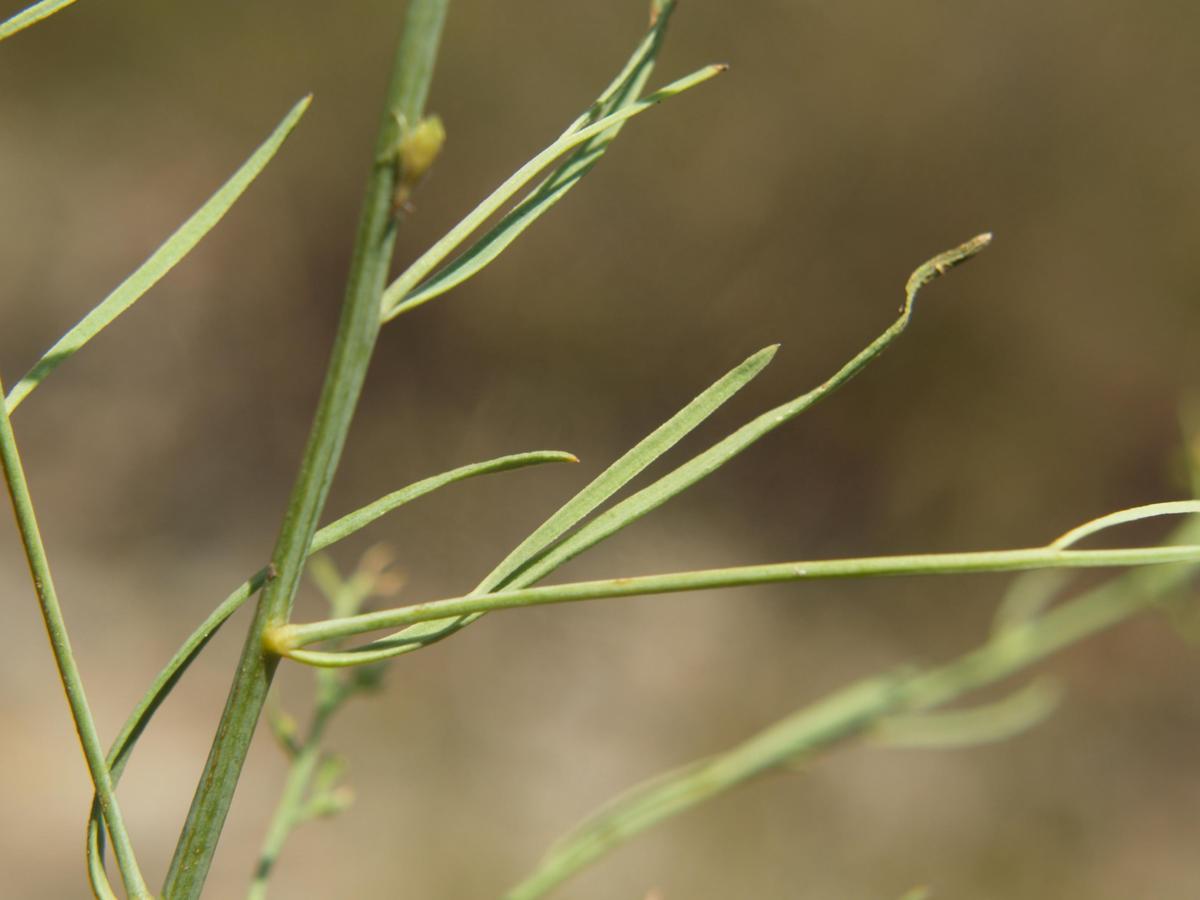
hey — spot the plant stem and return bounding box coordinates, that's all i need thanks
[0,374,151,899]
[246,702,336,900]
[162,2,449,895]
[505,530,1200,899]
[274,543,1200,659]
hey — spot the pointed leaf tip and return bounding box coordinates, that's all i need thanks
[905,231,993,301]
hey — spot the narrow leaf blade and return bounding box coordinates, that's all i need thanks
[390,2,678,312]
[511,237,992,588]
[283,236,992,661]
[380,63,726,321]
[5,95,312,414]
[0,0,80,41]
[341,344,778,654]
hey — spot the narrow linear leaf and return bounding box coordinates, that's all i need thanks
[871,678,1062,749]
[84,450,572,891]
[321,344,777,656]
[1048,500,1200,549]
[505,674,905,900]
[994,500,1200,633]
[482,347,777,592]
[5,95,312,414]
[280,236,997,663]
[0,0,79,41]
[388,1,678,313]
[380,63,727,321]
[990,568,1070,634]
[503,235,993,589]
[312,449,577,554]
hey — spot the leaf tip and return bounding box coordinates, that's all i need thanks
[750,343,781,367]
[650,0,678,26]
[905,231,993,302]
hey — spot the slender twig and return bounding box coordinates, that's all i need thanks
[86,450,573,892]
[504,517,1200,899]
[0,374,151,899]
[162,3,450,896]
[246,702,338,900]
[248,556,382,899]
[272,542,1200,665]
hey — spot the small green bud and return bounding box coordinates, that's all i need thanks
[398,114,446,183]
[391,114,446,214]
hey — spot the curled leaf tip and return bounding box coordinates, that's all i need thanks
[905,231,993,301]
[565,453,581,464]
[712,63,731,74]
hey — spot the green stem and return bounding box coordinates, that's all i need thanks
[505,533,1200,899]
[274,543,1200,662]
[0,374,151,899]
[246,702,337,900]
[85,452,571,896]
[162,2,450,895]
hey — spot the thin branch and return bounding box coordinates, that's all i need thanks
[272,540,1200,666]
[0,374,151,898]
[503,516,1200,899]
[162,3,450,896]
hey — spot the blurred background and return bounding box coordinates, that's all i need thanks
[3,1,1200,896]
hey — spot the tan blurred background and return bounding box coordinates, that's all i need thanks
[3,1,1200,897]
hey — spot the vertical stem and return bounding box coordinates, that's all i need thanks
[245,703,336,900]
[0,375,151,899]
[163,2,450,896]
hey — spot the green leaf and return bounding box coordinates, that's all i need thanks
[0,0,80,41]
[993,500,1200,632]
[5,95,311,414]
[504,674,905,900]
[871,678,1062,749]
[482,347,777,592]
[505,235,993,587]
[386,1,678,313]
[379,63,727,322]
[1047,499,1200,549]
[315,344,777,657]
[279,236,992,665]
